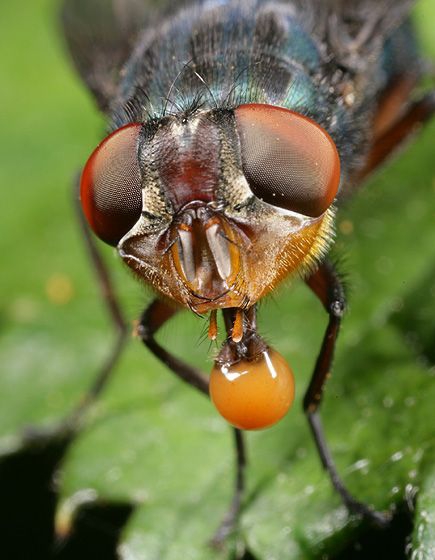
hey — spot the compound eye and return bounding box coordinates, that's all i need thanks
[234,104,340,217]
[80,123,143,245]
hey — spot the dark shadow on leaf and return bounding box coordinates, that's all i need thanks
[0,437,133,560]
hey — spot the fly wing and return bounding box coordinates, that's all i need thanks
[316,0,416,71]
[286,0,416,70]
[61,0,192,112]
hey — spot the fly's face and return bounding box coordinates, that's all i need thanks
[81,104,340,315]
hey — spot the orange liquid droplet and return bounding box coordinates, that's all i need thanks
[210,349,295,430]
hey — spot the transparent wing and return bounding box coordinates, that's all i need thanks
[333,0,416,67]
[305,0,417,70]
[60,0,192,112]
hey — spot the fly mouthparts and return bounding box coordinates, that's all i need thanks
[207,308,244,342]
[209,308,295,431]
[214,307,268,362]
[231,308,244,342]
[208,309,218,340]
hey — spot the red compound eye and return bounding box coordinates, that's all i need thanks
[234,104,340,217]
[80,123,143,246]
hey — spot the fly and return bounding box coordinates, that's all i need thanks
[62,0,434,546]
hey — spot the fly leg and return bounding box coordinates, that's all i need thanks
[23,178,129,444]
[357,90,435,182]
[209,428,246,548]
[137,298,208,395]
[50,178,129,435]
[304,259,389,525]
[137,299,247,547]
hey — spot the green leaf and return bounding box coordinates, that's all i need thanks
[1,1,435,559]
[413,459,435,559]
[0,0,107,450]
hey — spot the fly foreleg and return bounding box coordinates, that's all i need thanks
[137,298,246,547]
[304,259,389,526]
[71,176,129,422]
[137,299,208,395]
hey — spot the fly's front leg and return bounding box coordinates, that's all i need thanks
[137,299,208,395]
[210,427,246,548]
[70,177,129,424]
[304,259,389,526]
[137,299,247,546]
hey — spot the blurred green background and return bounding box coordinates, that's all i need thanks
[1,1,435,559]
